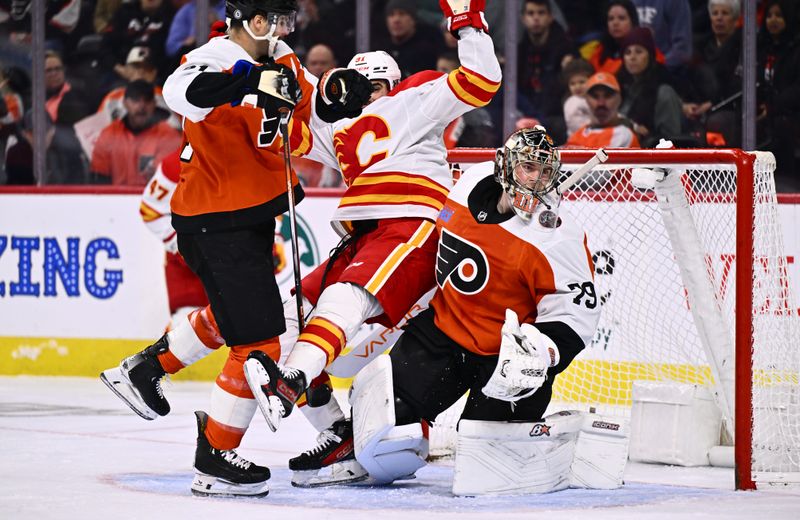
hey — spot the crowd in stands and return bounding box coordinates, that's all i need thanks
[0,0,798,191]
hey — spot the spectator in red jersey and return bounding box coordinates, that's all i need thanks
[90,80,181,185]
[567,72,640,149]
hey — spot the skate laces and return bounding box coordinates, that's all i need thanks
[221,450,253,469]
[306,428,342,456]
[280,365,302,381]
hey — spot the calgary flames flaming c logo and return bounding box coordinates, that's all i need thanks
[333,115,391,185]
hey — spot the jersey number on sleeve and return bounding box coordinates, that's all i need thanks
[568,281,597,309]
[258,105,282,147]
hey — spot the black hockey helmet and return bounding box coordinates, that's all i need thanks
[494,125,561,220]
[226,0,298,22]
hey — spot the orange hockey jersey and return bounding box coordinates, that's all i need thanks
[163,38,314,231]
[430,162,600,356]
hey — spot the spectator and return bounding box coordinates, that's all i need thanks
[757,0,800,191]
[103,0,175,80]
[617,27,683,147]
[96,46,177,127]
[567,72,640,148]
[165,0,225,60]
[562,58,595,135]
[90,80,181,186]
[633,0,693,70]
[94,0,124,33]
[44,50,93,184]
[586,0,665,74]
[377,0,445,77]
[684,0,742,145]
[304,43,337,79]
[0,67,25,183]
[517,0,577,144]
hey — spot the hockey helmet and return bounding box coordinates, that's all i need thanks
[346,51,401,90]
[226,1,298,46]
[494,126,561,221]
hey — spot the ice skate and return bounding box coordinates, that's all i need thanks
[191,411,270,497]
[243,350,307,432]
[100,335,171,420]
[289,419,368,488]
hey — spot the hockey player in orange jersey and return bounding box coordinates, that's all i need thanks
[242,0,502,488]
[99,0,371,497]
[345,126,617,494]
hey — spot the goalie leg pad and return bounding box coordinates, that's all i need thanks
[350,355,428,484]
[569,413,630,490]
[452,411,584,496]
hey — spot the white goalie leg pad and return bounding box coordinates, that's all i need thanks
[452,411,584,496]
[350,355,428,484]
[569,413,630,490]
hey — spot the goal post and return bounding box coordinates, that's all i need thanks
[442,148,800,490]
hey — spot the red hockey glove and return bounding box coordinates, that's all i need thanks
[208,20,228,39]
[439,0,488,37]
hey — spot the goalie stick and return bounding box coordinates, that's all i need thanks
[325,149,609,378]
[557,148,609,193]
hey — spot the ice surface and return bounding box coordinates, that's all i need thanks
[2,376,799,520]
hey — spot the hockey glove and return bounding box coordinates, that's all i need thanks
[315,68,372,123]
[208,20,228,39]
[231,60,302,118]
[439,0,488,38]
[482,309,560,402]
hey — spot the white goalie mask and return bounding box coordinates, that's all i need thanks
[346,51,401,91]
[494,126,562,223]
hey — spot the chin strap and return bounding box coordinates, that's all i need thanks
[228,17,281,56]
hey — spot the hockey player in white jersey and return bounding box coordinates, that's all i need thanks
[243,0,501,487]
[346,127,628,494]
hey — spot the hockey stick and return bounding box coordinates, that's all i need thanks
[326,288,434,378]
[280,115,305,330]
[557,148,609,193]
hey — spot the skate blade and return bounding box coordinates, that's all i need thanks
[291,469,369,488]
[243,359,284,432]
[191,472,269,498]
[100,368,158,421]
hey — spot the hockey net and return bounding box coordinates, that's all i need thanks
[432,148,800,489]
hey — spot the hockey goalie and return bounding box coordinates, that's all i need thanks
[349,126,630,495]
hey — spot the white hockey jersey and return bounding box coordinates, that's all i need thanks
[304,28,501,224]
[431,162,600,356]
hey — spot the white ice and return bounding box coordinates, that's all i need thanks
[2,376,799,520]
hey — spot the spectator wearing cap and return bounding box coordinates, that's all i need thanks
[632,0,693,70]
[90,80,181,186]
[566,72,640,148]
[617,26,682,147]
[376,0,445,77]
[103,0,175,79]
[96,47,177,127]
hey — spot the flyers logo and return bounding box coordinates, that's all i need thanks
[435,228,489,295]
[333,115,391,184]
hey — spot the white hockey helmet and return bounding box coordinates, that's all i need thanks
[346,51,401,90]
[494,126,562,222]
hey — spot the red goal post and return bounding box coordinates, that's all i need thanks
[444,147,800,490]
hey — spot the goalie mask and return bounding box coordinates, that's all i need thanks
[226,0,297,53]
[494,126,561,223]
[346,51,402,91]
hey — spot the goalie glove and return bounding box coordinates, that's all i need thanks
[482,309,560,402]
[315,68,372,123]
[231,60,302,120]
[439,0,488,38]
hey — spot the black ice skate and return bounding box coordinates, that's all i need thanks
[289,419,368,488]
[243,350,307,432]
[100,335,171,420]
[191,411,270,497]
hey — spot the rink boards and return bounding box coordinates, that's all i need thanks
[1,189,799,401]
